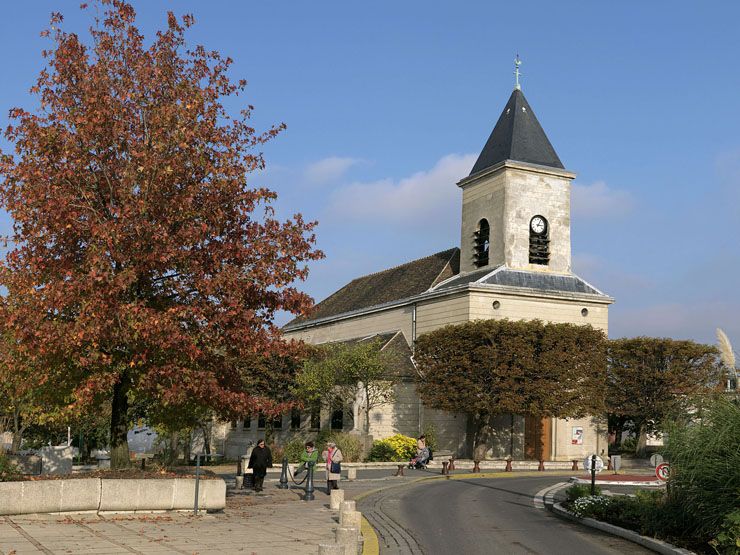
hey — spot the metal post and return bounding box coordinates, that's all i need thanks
[305,461,315,501]
[278,457,289,489]
[194,453,201,515]
[590,454,596,496]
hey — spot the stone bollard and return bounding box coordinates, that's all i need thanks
[394,464,405,477]
[441,461,448,475]
[504,459,512,472]
[330,489,345,511]
[538,460,545,471]
[278,457,289,489]
[347,467,357,481]
[339,500,356,519]
[305,461,316,501]
[335,526,359,555]
[318,543,343,555]
[235,475,244,489]
[472,460,481,473]
[571,459,579,471]
[448,457,456,471]
[340,510,362,530]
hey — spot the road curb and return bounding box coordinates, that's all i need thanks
[360,515,380,555]
[569,477,665,487]
[549,502,696,555]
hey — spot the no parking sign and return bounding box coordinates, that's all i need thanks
[655,463,671,481]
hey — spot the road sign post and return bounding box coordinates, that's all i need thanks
[583,454,604,495]
[590,454,596,495]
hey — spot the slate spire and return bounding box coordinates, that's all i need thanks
[469,88,564,176]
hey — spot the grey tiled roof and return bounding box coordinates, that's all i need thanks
[470,88,564,175]
[285,248,460,328]
[434,266,607,297]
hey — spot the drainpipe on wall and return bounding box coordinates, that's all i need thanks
[411,303,417,347]
[412,303,423,435]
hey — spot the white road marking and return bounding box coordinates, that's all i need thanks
[534,482,570,509]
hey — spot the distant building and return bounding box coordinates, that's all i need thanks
[218,80,614,461]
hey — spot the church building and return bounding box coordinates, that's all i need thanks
[226,76,614,461]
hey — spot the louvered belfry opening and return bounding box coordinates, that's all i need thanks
[529,217,550,265]
[473,219,490,268]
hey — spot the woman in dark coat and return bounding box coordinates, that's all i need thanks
[247,439,272,492]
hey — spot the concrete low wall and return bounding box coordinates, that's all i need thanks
[0,478,225,516]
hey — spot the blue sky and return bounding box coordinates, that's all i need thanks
[1,1,739,345]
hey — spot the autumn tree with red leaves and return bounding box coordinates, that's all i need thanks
[0,1,322,466]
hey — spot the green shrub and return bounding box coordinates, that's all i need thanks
[565,483,601,502]
[0,453,21,482]
[619,436,637,453]
[315,432,362,463]
[281,438,308,464]
[570,495,612,518]
[367,434,417,462]
[326,432,362,462]
[422,425,438,451]
[663,398,740,545]
[269,443,284,463]
[710,509,740,555]
[366,441,396,462]
[599,493,655,533]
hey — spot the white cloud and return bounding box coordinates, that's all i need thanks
[326,153,476,227]
[304,157,361,185]
[571,181,634,219]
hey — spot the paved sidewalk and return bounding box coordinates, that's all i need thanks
[0,467,659,554]
[0,487,336,555]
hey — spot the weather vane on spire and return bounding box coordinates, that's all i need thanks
[514,54,522,90]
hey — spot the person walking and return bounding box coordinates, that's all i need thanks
[322,441,343,493]
[295,440,319,476]
[247,439,272,492]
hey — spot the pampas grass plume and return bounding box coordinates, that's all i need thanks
[716,328,736,370]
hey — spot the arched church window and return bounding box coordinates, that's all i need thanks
[529,215,550,265]
[473,219,490,268]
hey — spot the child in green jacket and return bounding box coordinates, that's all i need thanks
[295,441,319,475]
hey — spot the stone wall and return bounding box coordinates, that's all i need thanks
[503,166,572,273]
[469,291,609,333]
[0,478,225,516]
[459,170,506,273]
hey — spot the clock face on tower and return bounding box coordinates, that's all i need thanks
[530,216,546,234]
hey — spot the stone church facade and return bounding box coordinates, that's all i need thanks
[219,84,614,461]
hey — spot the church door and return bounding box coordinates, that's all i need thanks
[524,416,551,461]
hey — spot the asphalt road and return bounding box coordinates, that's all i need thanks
[359,475,655,555]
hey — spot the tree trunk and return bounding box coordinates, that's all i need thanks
[168,431,179,466]
[200,423,212,460]
[110,374,130,469]
[636,424,648,457]
[264,422,274,446]
[11,409,23,454]
[472,413,491,461]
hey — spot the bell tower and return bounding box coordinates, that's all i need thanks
[458,78,575,275]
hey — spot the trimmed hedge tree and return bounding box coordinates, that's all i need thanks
[414,319,606,459]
